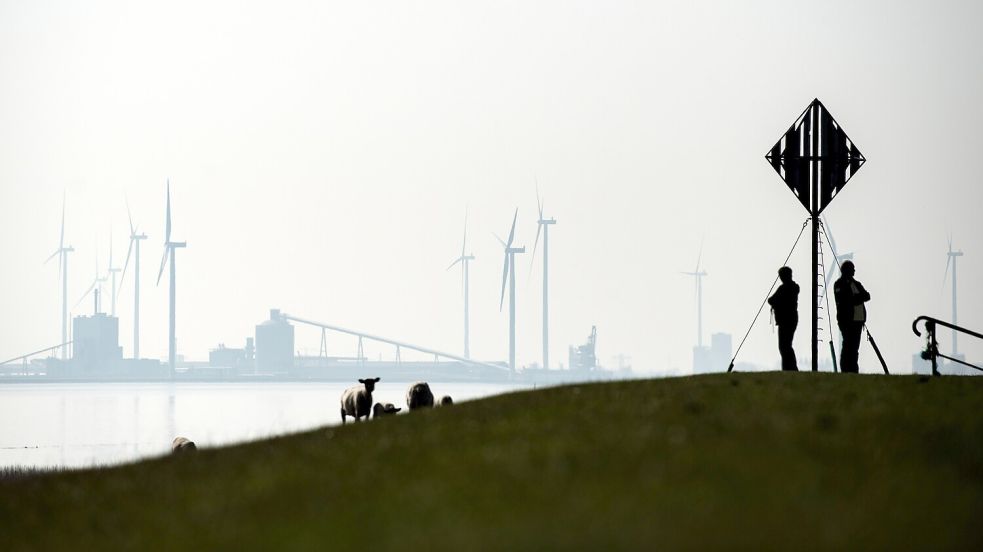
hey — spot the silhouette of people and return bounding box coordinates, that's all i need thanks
[768,266,799,371]
[834,261,870,373]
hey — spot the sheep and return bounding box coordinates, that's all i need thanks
[373,402,402,418]
[436,395,453,407]
[405,381,435,411]
[171,436,197,454]
[341,377,380,424]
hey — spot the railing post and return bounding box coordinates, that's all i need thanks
[927,320,939,377]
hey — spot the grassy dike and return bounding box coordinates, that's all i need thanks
[1,373,981,550]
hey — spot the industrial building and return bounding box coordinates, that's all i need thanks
[693,332,732,374]
[255,309,294,374]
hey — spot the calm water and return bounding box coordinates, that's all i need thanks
[0,381,530,469]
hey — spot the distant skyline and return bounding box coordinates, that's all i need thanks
[1,0,981,374]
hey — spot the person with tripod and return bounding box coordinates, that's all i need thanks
[768,266,799,371]
[834,261,870,373]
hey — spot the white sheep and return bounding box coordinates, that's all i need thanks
[341,377,380,424]
[171,436,197,454]
[406,381,435,411]
[373,402,402,418]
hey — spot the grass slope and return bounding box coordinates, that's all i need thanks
[2,373,982,550]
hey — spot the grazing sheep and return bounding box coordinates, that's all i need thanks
[341,377,380,424]
[436,395,453,407]
[171,436,197,454]
[406,381,435,411]
[373,402,402,418]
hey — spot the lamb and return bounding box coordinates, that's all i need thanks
[171,436,197,454]
[373,402,402,418]
[436,395,453,406]
[405,381,435,410]
[340,377,380,424]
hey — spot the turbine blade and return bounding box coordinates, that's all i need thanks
[59,190,66,251]
[45,249,60,264]
[536,182,543,220]
[942,255,951,293]
[157,247,169,286]
[529,222,542,275]
[165,179,172,243]
[447,256,462,271]
[500,254,509,311]
[695,237,704,273]
[823,216,840,255]
[119,239,135,296]
[461,208,468,259]
[492,232,506,247]
[126,194,135,235]
[506,208,518,248]
[73,281,97,311]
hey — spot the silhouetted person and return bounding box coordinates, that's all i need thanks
[834,261,870,373]
[768,266,799,371]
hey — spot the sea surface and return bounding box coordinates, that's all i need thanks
[0,381,531,469]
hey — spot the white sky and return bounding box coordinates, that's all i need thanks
[1,0,981,374]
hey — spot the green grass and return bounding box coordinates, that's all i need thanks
[2,373,981,550]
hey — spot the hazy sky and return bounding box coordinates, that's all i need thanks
[1,0,981,374]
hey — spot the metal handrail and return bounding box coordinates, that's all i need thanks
[912,316,983,376]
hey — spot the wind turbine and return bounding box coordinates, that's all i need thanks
[681,241,707,349]
[107,230,121,317]
[530,188,556,370]
[446,210,475,359]
[496,209,524,373]
[157,180,186,376]
[75,248,107,314]
[942,235,964,357]
[822,217,854,286]
[45,192,74,359]
[119,199,148,358]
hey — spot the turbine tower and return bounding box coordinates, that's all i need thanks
[157,180,186,376]
[45,193,74,359]
[446,210,475,359]
[497,209,524,373]
[120,199,148,358]
[822,217,854,286]
[681,242,707,348]
[943,236,964,356]
[107,231,121,317]
[530,189,556,370]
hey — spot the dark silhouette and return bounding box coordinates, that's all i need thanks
[834,261,870,373]
[406,381,435,410]
[768,266,799,371]
[372,402,401,418]
[340,377,380,423]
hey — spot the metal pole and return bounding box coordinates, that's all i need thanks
[543,225,549,370]
[111,272,117,317]
[134,240,140,359]
[952,255,958,356]
[169,247,176,378]
[697,275,703,349]
[811,103,820,373]
[511,252,519,373]
[62,252,68,360]
[464,260,470,360]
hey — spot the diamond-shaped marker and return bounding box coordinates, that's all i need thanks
[766,99,865,214]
